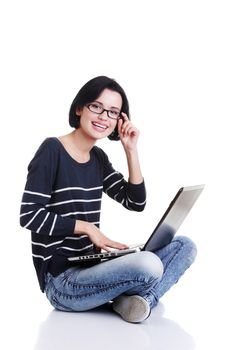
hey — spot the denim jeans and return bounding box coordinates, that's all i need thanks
[45,236,197,311]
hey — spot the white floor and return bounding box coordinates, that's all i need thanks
[32,302,195,350]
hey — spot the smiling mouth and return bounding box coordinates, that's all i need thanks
[92,122,108,130]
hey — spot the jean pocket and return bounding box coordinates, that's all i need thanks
[50,295,73,312]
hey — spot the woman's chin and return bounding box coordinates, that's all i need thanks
[89,128,114,141]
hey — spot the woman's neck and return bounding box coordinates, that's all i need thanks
[71,129,96,154]
[58,129,96,164]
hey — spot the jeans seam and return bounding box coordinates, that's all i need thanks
[48,277,155,301]
[162,240,184,270]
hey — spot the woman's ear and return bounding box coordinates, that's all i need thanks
[76,107,83,116]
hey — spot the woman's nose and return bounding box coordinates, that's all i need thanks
[98,110,108,120]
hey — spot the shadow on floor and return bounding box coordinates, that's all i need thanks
[34,302,195,350]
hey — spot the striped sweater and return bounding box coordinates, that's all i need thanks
[20,137,146,291]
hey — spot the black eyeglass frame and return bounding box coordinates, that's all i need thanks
[86,103,121,120]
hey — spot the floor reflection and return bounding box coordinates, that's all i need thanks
[34,302,195,350]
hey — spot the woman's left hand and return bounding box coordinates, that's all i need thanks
[118,112,140,152]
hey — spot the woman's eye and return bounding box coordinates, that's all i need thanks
[110,110,118,116]
[91,103,101,110]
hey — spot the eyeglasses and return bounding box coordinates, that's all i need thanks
[86,102,121,120]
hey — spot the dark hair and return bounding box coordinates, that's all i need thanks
[69,76,130,141]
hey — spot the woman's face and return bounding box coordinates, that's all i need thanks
[76,88,122,140]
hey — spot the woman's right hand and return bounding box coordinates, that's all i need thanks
[74,220,128,252]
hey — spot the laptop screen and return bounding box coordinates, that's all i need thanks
[144,185,204,251]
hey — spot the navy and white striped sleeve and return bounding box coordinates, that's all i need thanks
[20,139,76,236]
[102,150,146,212]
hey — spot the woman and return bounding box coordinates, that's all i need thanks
[20,76,197,323]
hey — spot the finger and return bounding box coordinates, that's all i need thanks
[96,246,101,253]
[121,120,130,129]
[121,112,128,121]
[120,121,131,134]
[124,125,137,136]
[123,125,138,138]
[118,118,123,133]
[109,240,129,250]
[117,243,129,249]
[102,245,112,252]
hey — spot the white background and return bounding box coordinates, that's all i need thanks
[1,1,232,349]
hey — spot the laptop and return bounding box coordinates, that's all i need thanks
[68,184,204,264]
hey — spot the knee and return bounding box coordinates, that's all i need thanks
[133,251,164,281]
[174,235,197,265]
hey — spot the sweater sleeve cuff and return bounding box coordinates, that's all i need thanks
[54,217,76,236]
[127,180,146,202]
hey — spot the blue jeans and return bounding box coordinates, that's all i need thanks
[45,236,197,311]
